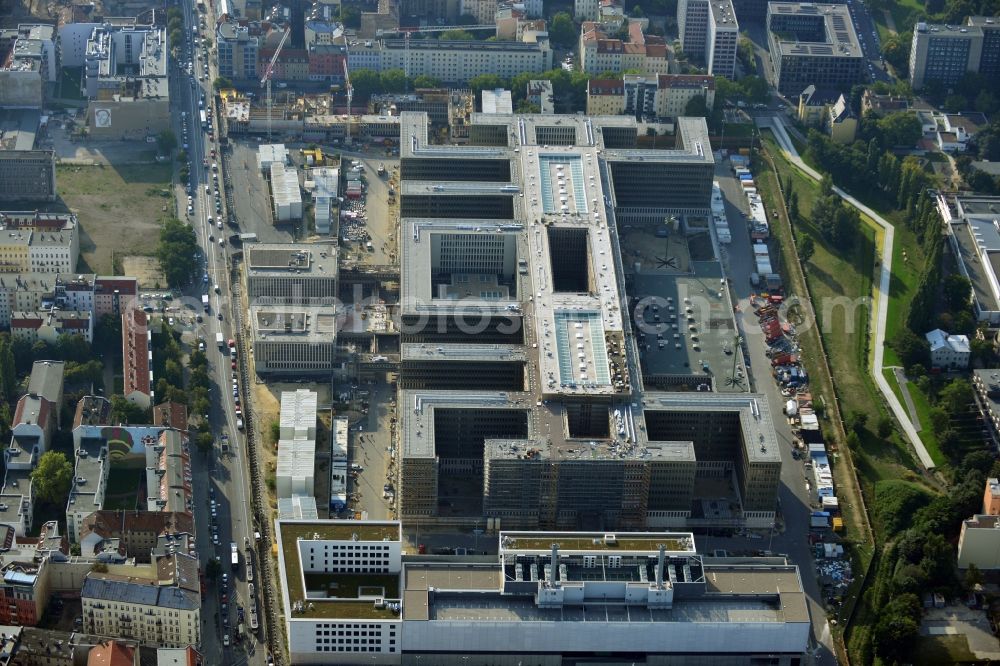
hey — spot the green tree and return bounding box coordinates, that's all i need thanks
[890,328,930,368]
[196,430,214,454]
[0,338,16,402]
[411,75,442,89]
[943,273,972,310]
[878,111,923,147]
[939,379,974,415]
[379,68,408,93]
[873,594,921,663]
[350,68,382,100]
[469,73,507,93]
[213,76,233,90]
[110,395,149,424]
[156,218,199,288]
[683,94,709,118]
[439,29,474,40]
[31,451,73,504]
[549,12,577,47]
[339,5,361,28]
[798,235,814,264]
[156,129,177,155]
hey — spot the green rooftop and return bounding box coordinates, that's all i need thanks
[279,522,402,621]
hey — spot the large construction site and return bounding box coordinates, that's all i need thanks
[392,111,781,532]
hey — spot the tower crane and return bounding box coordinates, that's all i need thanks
[376,25,495,83]
[260,27,291,142]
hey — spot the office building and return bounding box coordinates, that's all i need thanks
[83,23,169,140]
[579,20,669,75]
[767,2,865,96]
[0,151,55,203]
[943,195,1000,325]
[217,20,259,81]
[908,17,1000,89]
[973,370,1000,448]
[958,477,1000,568]
[275,520,811,664]
[311,167,339,235]
[678,0,738,78]
[246,244,338,301]
[0,24,56,108]
[80,554,201,648]
[378,36,553,83]
[249,305,337,375]
[122,309,152,409]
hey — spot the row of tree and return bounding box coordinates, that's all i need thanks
[157,218,200,288]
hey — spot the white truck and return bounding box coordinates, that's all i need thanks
[201,294,210,312]
[216,332,225,348]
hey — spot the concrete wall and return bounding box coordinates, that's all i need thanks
[87,98,170,140]
[0,71,43,108]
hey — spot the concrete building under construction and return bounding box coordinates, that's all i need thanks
[394,111,781,532]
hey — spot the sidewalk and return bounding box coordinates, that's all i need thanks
[757,114,936,469]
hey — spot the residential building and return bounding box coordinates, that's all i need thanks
[83,23,170,140]
[0,219,78,275]
[11,310,92,344]
[828,97,858,144]
[798,87,856,143]
[277,389,318,499]
[79,510,194,562]
[249,305,338,374]
[767,2,865,96]
[932,111,987,153]
[908,18,999,89]
[245,243,338,300]
[579,20,669,75]
[860,88,911,115]
[122,309,152,409]
[151,401,188,432]
[588,75,716,119]
[481,88,513,114]
[586,78,626,115]
[0,24,56,108]
[0,272,133,330]
[275,520,811,664]
[0,522,65,626]
[678,0,738,78]
[87,641,134,666]
[460,0,499,23]
[496,5,548,42]
[217,20,259,81]
[80,554,201,648]
[973,370,1000,448]
[575,0,601,20]
[0,151,55,203]
[378,35,553,83]
[5,360,64,472]
[526,79,554,114]
[926,328,971,370]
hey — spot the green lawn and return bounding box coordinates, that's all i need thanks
[913,635,982,666]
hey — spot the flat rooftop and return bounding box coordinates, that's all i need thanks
[277,521,402,620]
[499,531,696,553]
[246,244,337,277]
[402,390,532,459]
[768,2,863,58]
[250,305,338,342]
[950,218,1000,314]
[401,342,526,362]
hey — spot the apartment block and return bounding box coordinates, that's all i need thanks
[678,0,738,78]
[217,21,260,81]
[11,310,92,344]
[275,520,810,665]
[0,215,78,274]
[0,24,56,108]
[586,79,627,115]
[83,23,170,140]
[0,273,134,328]
[526,79,554,114]
[598,74,716,120]
[0,151,56,203]
[460,0,499,23]
[81,554,201,648]
[379,36,552,83]
[246,244,338,301]
[579,20,669,75]
[249,305,337,375]
[908,16,1000,89]
[0,522,64,626]
[767,2,865,96]
[5,360,64,472]
[122,309,152,409]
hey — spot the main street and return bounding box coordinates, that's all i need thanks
[171,0,268,663]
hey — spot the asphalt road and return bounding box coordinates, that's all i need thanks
[172,1,267,663]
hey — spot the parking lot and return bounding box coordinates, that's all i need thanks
[227,140,294,243]
[338,156,399,266]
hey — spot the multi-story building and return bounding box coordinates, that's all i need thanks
[908,17,1000,89]
[973,369,1000,448]
[217,21,259,81]
[526,79,554,114]
[5,360,64,472]
[79,510,194,562]
[0,273,134,329]
[83,23,169,140]
[579,20,669,75]
[958,478,1000,568]
[275,520,811,665]
[586,78,627,115]
[678,0,738,78]
[460,0,499,23]
[767,2,865,96]
[277,389,318,499]
[588,74,716,120]
[0,151,56,203]
[942,195,1000,325]
[122,309,152,409]
[495,4,548,41]
[0,24,57,108]
[249,305,338,375]
[379,36,553,83]
[926,328,971,370]
[0,212,78,273]
[246,244,338,300]
[81,554,201,648]
[0,522,65,626]
[11,310,92,344]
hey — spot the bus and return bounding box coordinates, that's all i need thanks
[230,542,239,570]
[200,110,208,129]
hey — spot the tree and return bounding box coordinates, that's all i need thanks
[469,73,507,93]
[31,451,73,504]
[0,338,15,402]
[943,274,972,310]
[439,29,474,40]
[549,12,577,47]
[877,416,894,439]
[878,111,922,147]
[379,69,408,94]
[350,68,382,100]
[110,395,149,424]
[196,430,214,454]
[873,594,921,664]
[683,94,709,118]
[939,379,974,415]
[339,5,361,28]
[156,130,177,155]
[798,236,814,264]
[788,190,800,223]
[213,76,233,90]
[890,328,930,368]
[456,13,478,24]
[411,75,441,89]
[156,218,199,288]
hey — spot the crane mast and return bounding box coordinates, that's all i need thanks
[260,28,290,142]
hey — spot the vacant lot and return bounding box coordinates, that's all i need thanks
[57,163,173,274]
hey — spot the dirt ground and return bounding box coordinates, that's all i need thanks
[121,256,167,289]
[56,162,173,274]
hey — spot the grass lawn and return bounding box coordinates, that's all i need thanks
[913,635,982,666]
[57,163,173,273]
[882,224,924,367]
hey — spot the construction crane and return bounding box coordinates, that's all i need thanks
[260,27,290,142]
[343,58,353,117]
[376,25,496,83]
